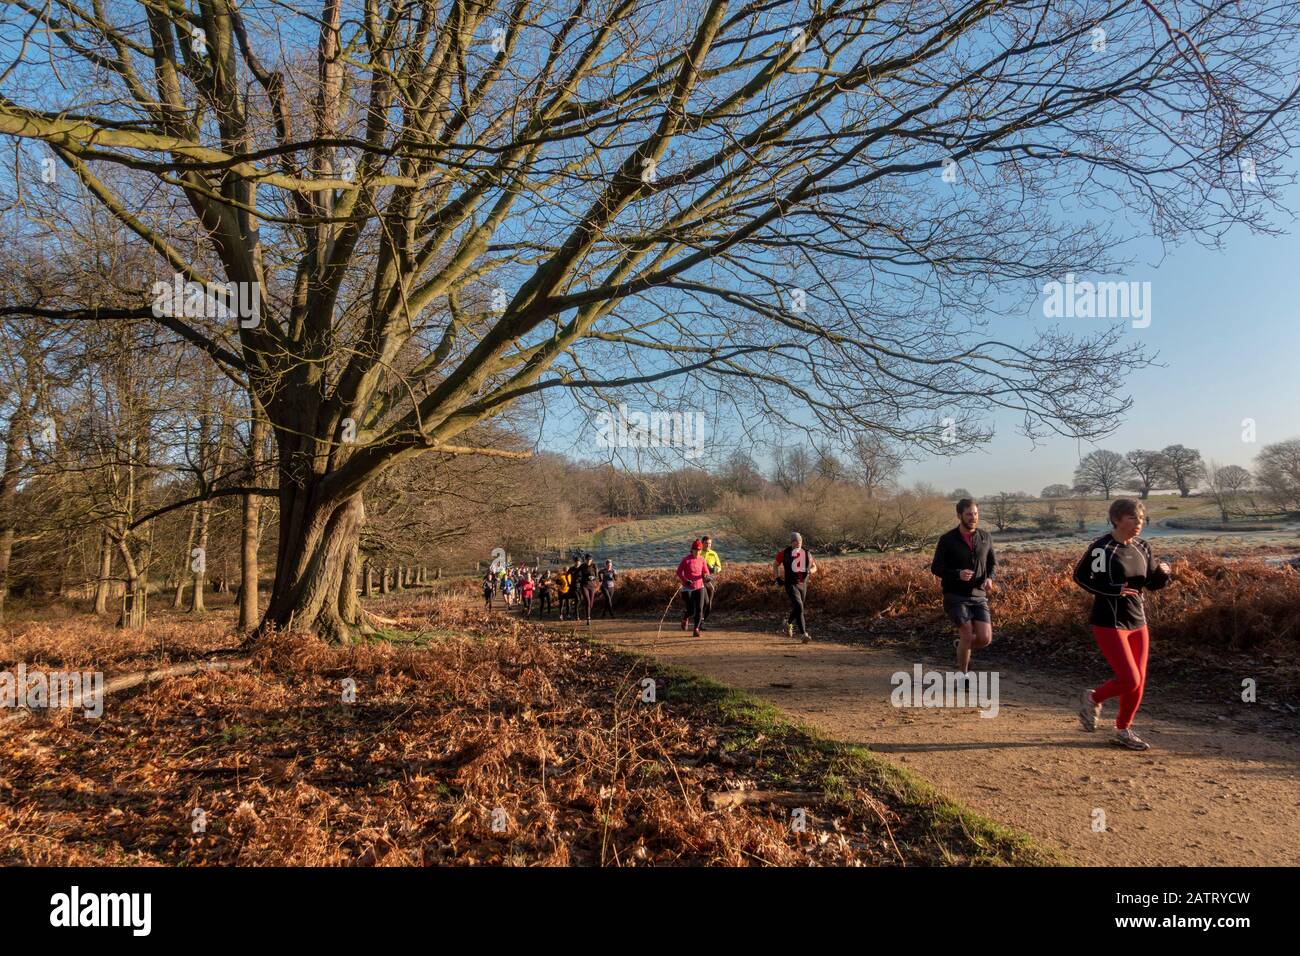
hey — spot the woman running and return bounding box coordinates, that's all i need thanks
[482,571,495,611]
[598,560,617,617]
[520,571,535,617]
[676,539,710,637]
[1073,498,1172,751]
[577,554,598,625]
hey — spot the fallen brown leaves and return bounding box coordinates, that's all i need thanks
[0,597,991,866]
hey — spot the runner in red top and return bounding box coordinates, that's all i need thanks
[676,540,710,637]
[520,572,536,618]
[774,531,817,643]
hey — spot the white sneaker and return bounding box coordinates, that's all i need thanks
[1079,689,1101,732]
[1112,728,1151,751]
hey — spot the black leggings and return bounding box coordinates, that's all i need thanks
[581,585,597,620]
[598,587,614,617]
[785,581,808,635]
[702,579,716,622]
[539,590,552,614]
[683,588,705,629]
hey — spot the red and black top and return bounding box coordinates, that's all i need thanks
[774,546,815,584]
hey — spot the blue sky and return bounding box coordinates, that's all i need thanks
[553,199,1300,494]
[550,190,1300,495]
[902,209,1300,496]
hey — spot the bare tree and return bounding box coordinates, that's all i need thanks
[1074,450,1134,499]
[847,433,903,498]
[1064,496,1094,532]
[1205,461,1253,521]
[987,492,1023,532]
[1161,445,1206,498]
[1255,439,1300,512]
[773,445,813,494]
[1125,449,1171,499]
[717,450,764,497]
[812,447,846,483]
[4,0,1298,639]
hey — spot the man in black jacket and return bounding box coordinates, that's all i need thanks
[930,498,996,672]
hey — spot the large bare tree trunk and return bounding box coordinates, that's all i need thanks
[258,490,371,643]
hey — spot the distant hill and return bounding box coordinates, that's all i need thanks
[565,514,764,569]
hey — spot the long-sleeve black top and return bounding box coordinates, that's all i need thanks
[930,527,996,599]
[1072,533,1169,629]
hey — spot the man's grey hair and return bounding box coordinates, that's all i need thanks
[790,531,802,545]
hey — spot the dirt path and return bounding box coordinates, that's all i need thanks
[558,612,1300,865]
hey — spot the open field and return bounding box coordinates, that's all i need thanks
[551,497,1300,569]
[565,513,766,567]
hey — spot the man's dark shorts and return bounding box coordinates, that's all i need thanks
[943,594,991,627]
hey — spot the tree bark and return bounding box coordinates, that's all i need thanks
[93,532,113,614]
[238,408,269,632]
[174,506,198,608]
[119,571,148,630]
[258,491,370,643]
[0,412,25,618]
[190,497,210,612]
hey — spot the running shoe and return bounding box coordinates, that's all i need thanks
[1079,689,1101,732]
[1112,728,1150,751]
[680,615,689,632]
[800,633,811,644]
[693,627,701,637]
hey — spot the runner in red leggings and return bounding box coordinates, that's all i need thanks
[1072,498,1172,751]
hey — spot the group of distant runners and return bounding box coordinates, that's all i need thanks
[482,554,618,624]
[487,494,1172,752]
